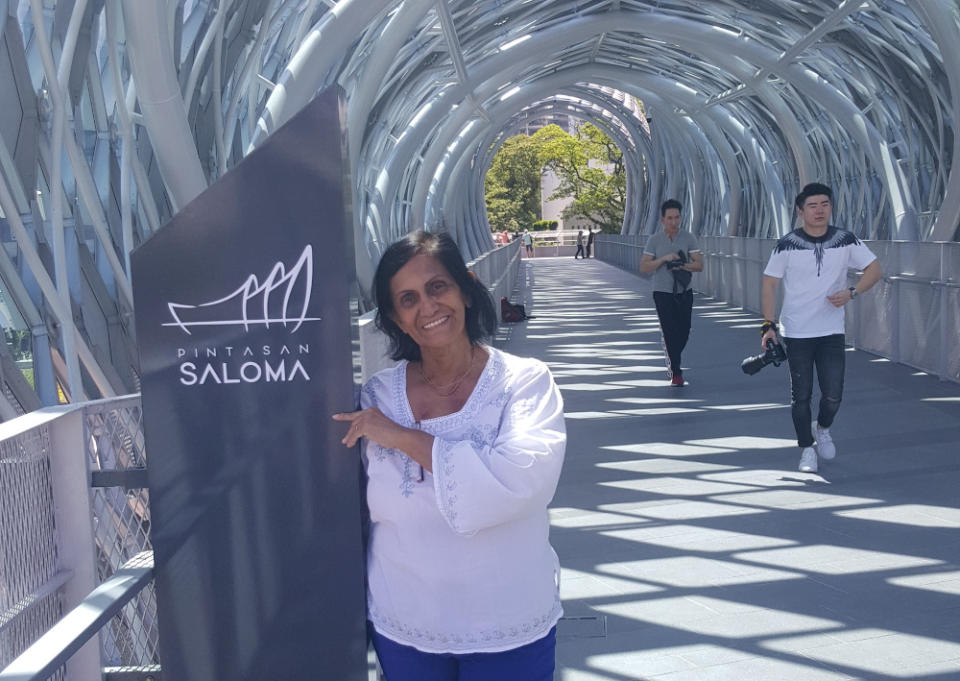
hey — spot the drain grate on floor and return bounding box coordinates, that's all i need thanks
[557,615,607,639]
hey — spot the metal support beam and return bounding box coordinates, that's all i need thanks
[916,1,960,241]
[699,0,872,110]
[436,0,469,84]
[121,0,208,211]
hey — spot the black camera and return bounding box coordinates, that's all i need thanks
[665,250,687,269]
[741,338,787,375]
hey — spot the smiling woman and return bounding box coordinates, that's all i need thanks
[388,253,473,356]
[374,231,497,364]
[332,231,567,680]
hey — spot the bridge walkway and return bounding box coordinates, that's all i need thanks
[495,257,960,681]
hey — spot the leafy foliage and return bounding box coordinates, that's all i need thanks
[4,328,32,360]
[534,124,625,233]
[484,134,542,233]
[484,124,626,236]
[531,220,558,231]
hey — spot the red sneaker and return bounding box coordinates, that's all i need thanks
[671,374,685,387]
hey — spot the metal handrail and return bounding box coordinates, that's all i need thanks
[0,554,154,681]
[596,235,960,383]
[0,397,156,681]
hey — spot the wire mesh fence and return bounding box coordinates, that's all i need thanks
[1,397,158,680]
[84,398,159,674]
[0,425,66,680]
[469,239,523,305]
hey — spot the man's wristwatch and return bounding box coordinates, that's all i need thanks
[848,286,857,299]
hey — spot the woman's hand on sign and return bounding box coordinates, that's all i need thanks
[332,406,397,447]
[332,407,435,472]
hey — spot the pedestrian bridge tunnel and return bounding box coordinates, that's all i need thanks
[0,2,957,425]
[1,3,960,680]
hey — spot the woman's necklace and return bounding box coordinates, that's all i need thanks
[418,348,476,397]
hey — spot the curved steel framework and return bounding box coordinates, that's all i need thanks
[0,0,957,414]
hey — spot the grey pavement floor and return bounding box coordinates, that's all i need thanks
[496,256,960,681]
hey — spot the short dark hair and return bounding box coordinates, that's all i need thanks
[795,182,833,211]
[661,199,682,216]
[373,231,497,361]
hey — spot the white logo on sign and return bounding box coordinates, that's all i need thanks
[164,246,320,335]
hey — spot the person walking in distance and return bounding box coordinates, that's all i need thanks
[585,227,596,258]
[574,230,586,259]
[522,229,534,257]
[761,182,882,473]
[640,199,703,386]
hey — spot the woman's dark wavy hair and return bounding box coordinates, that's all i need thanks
[373,231,498,361]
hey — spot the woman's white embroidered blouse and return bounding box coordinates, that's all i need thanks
[360,346,566,654]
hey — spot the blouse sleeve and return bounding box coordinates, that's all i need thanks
[431,360,566,535]
[359,373,389,466]
[359,374,382,410]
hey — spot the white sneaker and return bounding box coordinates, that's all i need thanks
[798,447,818,472]
[813,425,836,460]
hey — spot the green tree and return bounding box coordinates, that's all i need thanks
[534,123,625,233]
[484,134,542,233]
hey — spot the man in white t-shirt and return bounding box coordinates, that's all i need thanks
[761,183,883,472]
[585,227,596,258]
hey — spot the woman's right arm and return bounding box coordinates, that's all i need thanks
[333,376,436,470]
[333,406,435,472]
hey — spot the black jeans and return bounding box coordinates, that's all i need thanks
[653,290,693,376]
[783,334,845,447]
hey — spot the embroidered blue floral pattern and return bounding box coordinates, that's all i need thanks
[507,395,536,428]
[434,438,460,526]
[399,456,417,497]
[487,385,512,410]
[361,377,382,409]
[368,596,562,652]
[466,424,498,450]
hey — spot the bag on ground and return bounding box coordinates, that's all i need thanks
[500,297,529,323]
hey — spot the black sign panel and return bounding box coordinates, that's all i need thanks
[132,87,366,681]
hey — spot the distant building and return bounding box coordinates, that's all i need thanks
[541,169,592,231]
[520,113,574,136]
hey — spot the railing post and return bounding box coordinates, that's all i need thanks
[938,281,949,381]
[46,407,101,681]
[938,243,949,381]
[891,277,901,365]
